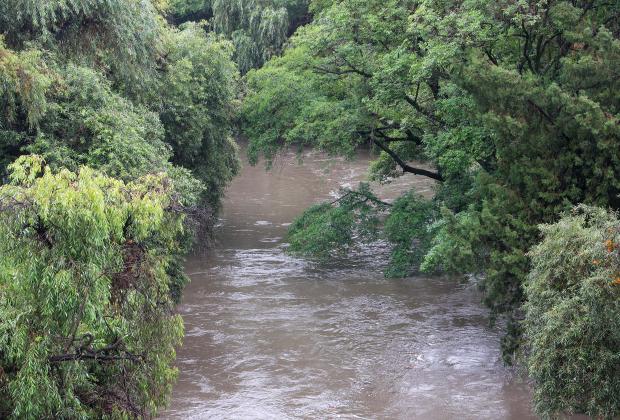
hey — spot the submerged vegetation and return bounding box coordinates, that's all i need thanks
[241,0,620,416]
[0,0,618,417]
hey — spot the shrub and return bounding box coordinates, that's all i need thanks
[0,156,185,418]
[524,205,620,418]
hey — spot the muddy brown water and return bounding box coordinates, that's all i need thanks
[162,149,536,419]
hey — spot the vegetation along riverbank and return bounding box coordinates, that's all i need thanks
[0,0,618,418]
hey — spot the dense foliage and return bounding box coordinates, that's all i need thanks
[0,0,240,417]
[1,0,619,416]
[242,0,620,360]
[287,183,390,259]
[157,23,240,212]
[0,0,163,97]
[0,20,239,213]
[170,0,310,73]
[524,206,620,418]
[0,157,185,418]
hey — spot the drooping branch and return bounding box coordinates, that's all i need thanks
[312,65,371,78]
[358,122,424,145]
[376,135,415,143]
[404,95,444,128]
[49,352,142,363]
[330,189,393,208]
[49,336,144,364]
[520,19,536,74]
[375,130,423,144]
[338,55,373,78]
[372,138,444,182]
[312,47,373,79]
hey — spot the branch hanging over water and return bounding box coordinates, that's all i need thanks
[372,138,444,182]
[330,189,393,208]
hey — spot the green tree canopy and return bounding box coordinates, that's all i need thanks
[0,157,185,418]
[156,23,240,212]
[0,2,240,220]
[242,0,620,362]
[0,1,241,417]
[170,0,311,73]
[0,0,164,96]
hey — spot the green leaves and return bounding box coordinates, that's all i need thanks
[288,202,357,259]
[287,183,389,260]
[0,1,241,417]
[0,0,164,96]
[158,24,240,211]
[384,193,436,277]
[0,6,240,227]
[0,39,52,129]
[0,160,185,418]
[243,0,620,382]
[170,0,309,73]
[524,206,620,418]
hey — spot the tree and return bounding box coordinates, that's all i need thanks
[0,156,185,418]
[241,0,620,358]
[524,205,620,418]
[156,23,240,213]
[0,0,164,97]
[170,0,311,73]
[0,2,240,225]
[0,2,242,416]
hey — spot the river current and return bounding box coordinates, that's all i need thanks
[162,149,535,419]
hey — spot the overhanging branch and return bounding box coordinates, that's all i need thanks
[49,352,143,363]
[49,336,144,364]
[372,138,444,182]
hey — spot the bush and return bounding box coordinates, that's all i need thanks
[0,156,185,418]
[524,205,620,418]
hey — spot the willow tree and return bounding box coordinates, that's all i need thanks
[0,2,242,416]
[0,157,185,418]
[0,0,164,97]
[170,0,310,73]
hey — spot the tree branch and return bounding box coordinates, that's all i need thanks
[372,138,444,181]
[49,336,143,364]
[312,65,370,77]
[338,55,373,78]
[49,352,142,364]
[404,95,444,127]
[330,189,392,207]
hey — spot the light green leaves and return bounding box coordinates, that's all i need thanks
[287,183,390,260]
[524,206,620,418]
[0,160,185,418]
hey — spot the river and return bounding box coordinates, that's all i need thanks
[162,148,536,419]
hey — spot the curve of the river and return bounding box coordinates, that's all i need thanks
[162,149,535,419]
